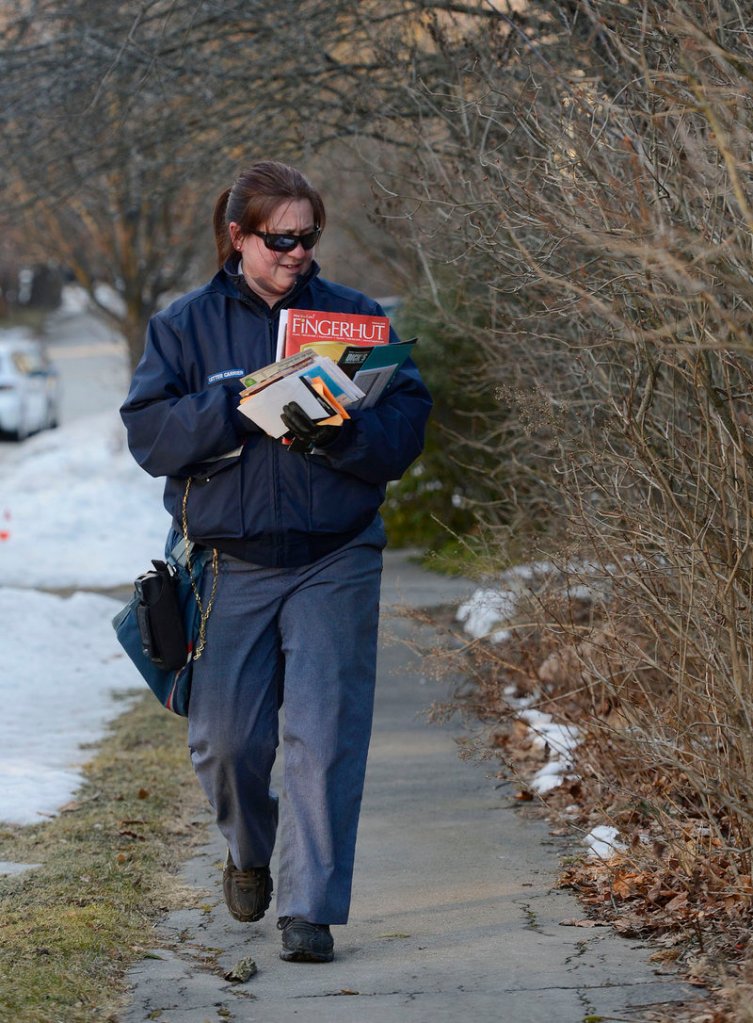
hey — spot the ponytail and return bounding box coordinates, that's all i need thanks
[213,188,233,268]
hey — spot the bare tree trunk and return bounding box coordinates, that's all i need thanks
[123,301,149,373]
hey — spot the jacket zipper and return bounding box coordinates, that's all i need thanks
[232,266,316,564]
[268,308,283,560]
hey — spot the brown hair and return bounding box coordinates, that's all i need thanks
[213,161,326,268]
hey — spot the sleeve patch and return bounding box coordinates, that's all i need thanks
[207,368,245,384]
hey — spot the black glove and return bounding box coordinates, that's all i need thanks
[281,402,340,453]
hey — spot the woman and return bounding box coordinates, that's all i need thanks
[120,160,432,963]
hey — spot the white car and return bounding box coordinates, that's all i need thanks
[0,336,61,441]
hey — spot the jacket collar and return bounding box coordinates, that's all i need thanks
[218,258,320,314]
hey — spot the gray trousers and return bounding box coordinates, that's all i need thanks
[187,520,384,924]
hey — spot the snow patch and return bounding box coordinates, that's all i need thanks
[0,410,169,588]
[59,284,91,315]
[456,587,518,640]
[0,407,172,825]
[0,588,143,824]
[585,825,626,860]
[0,861,42,876]
[514,707,581,795]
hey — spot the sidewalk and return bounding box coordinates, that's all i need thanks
[119,551,696,1023]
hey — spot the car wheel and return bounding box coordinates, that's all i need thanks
[13,409,29,442]
[46,400,60,429]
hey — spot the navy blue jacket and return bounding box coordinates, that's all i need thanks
[120,261,432,567]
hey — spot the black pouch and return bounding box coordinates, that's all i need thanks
[134,559,189,671]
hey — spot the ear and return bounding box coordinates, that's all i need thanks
[228,221,243,251]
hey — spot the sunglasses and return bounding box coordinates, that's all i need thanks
[250,227,322,253]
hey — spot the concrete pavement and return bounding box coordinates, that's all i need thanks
[118,551,695,1022]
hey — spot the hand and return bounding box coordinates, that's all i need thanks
[281,402,340,453]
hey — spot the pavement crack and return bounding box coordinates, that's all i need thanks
[292,988,416,999]
[496,979,695,994]
[516,898,545,933]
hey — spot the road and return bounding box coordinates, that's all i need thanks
[42,302,131,424]
[0,301,130,458]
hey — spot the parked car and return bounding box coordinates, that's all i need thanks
[0,337,61,441]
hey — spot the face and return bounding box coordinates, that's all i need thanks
[230,198,318,306]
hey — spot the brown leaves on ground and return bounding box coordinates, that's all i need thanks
[426,595,753,1022]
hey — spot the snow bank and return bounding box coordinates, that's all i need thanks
[0,405,170,824]
[0,410,169,588]
[0,588,143,824]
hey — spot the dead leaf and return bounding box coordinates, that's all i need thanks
[664,892,689,914]
[559,918,607,928]
[118,829,146,841]
[649,948,681,963]
[612,871,643,899]
[613,914,656,938]
[224,957,257,983]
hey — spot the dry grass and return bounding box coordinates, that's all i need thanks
[0,692,206,1023]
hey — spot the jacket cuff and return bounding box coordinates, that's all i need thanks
[312,417,355,455]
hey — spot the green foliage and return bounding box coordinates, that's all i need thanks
[382,280,514,550]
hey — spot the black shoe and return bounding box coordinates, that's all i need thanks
[278,916,334,963]
[222,852,273,922]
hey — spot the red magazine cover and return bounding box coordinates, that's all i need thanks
[276,308,391,360]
